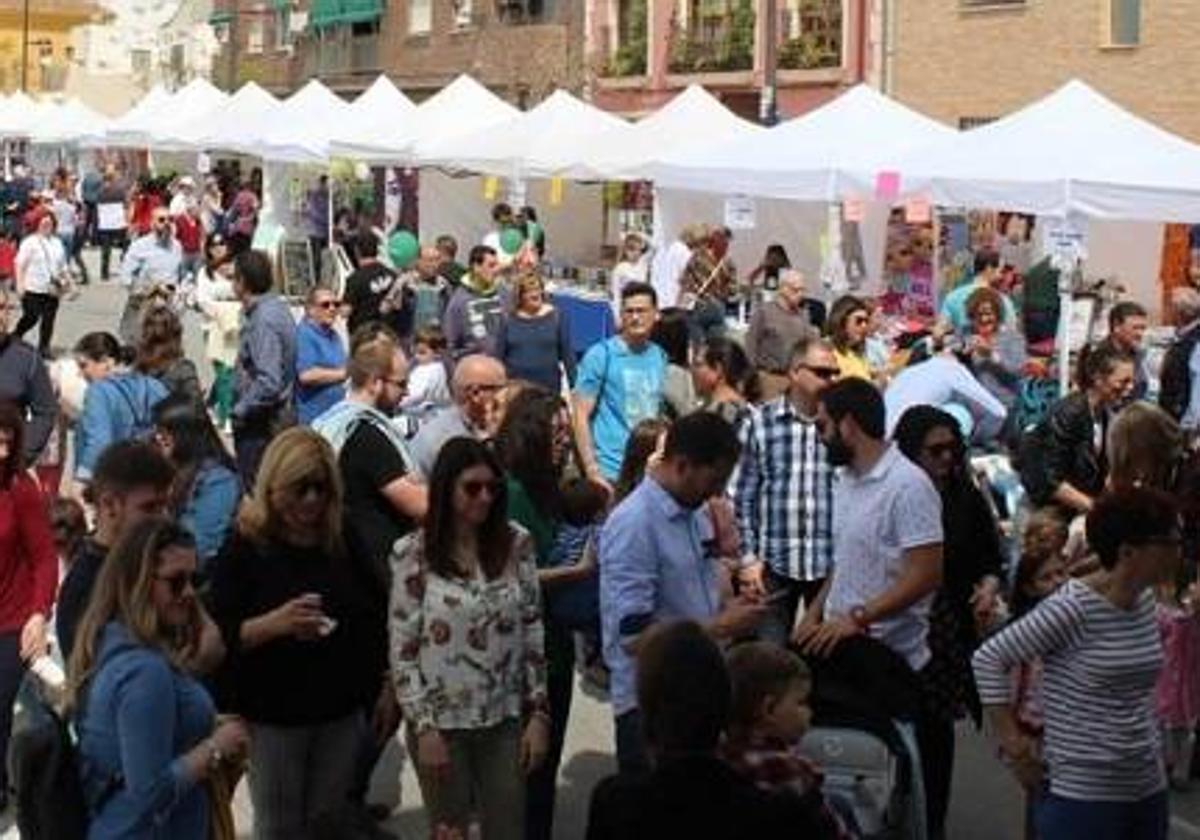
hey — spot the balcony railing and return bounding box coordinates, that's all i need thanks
[304,32,380,77]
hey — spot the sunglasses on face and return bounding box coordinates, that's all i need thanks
[155,570,202,597]
[153,217,170,225]
[461,479,501,499]
[281,478,330,500]
[802,365,840,381]
[314,300,340,310]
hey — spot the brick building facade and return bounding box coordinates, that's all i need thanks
[589,0,878,119]
[885,0,1200,141]
[209,1,583,104]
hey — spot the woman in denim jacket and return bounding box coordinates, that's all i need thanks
[67,518,248,839]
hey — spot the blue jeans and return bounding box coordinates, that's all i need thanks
[1036,789,1167,840]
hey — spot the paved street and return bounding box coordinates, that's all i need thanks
[4,259,1200,838]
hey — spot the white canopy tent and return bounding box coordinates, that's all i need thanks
[29,98,111,145]
[896,79,1200,224]
[154,81,279,154]
[257,79,353,164]
[418,88,628,179]
[178,82,282,154]
[331,75,416,160]
[648,84,954,201]
[330,74,518,164]
[102,84,178,147]
[0,91,49,138]
[570,84,763,182]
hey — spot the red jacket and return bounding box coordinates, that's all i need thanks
[174,213,203,254]
[0,474,57,632]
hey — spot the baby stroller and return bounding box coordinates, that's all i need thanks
[798,636,927,840]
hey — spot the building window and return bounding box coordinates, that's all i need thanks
[1108,0,1140,45]
[453,0,474,29]
[274,3,292,49]
[246,16,265,53]
[778,0,842,71]
[409,0,432,34]
[670,0,755,74]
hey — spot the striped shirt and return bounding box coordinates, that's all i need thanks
[973,578,1165,802]
[731,396,833,582]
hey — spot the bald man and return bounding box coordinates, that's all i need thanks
[409,353,507,478]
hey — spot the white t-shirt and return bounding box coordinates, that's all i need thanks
[16,233,66,295]
[825,444,943,670]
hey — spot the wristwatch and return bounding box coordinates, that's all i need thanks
[849,605,871,630]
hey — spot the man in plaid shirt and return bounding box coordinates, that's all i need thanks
[732,335,839,644]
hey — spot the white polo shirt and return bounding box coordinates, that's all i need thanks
[825,443,943,670]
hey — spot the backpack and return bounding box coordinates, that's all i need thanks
[11,701,93,839]
[1159,323,1200,421]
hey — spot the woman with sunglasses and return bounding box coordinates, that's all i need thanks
[893,404,1003,837]
[194,231,239,428]
[68,517,249,839]
[390,437,549,840]
[827,294,873,382]
[691,336,758,429]
[208,428,379,839]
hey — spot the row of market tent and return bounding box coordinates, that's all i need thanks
[8,71,1200,227]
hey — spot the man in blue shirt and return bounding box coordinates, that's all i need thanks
[295,285,347,425]
[599,412,766,773]
[573,281,667,489]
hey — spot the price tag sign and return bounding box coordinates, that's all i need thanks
[724,195,756,230]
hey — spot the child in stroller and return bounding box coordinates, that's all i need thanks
[797,635,929,840]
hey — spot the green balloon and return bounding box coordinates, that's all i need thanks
[388,230,419,269]
[499,226,525,255]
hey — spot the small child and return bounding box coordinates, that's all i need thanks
[401,325,451,417]
[1154,578,1200,789]
[722,642,856,840]
[1002,508,1069,840]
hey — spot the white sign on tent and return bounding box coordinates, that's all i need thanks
[724,195,756,230]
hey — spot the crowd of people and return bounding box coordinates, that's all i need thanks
[0,177,1193,840]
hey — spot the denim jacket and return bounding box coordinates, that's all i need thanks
[74,372,168,481]
[77,622,214,839]
[178,461,240,568]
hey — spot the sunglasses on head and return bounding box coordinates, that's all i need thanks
[155,570,202,597]
[461,479,501,499]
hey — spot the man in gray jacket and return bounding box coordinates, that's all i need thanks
[232,250,297,488]
[0,285,55,462]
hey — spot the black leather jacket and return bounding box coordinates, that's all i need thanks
[1018,390,1106,507]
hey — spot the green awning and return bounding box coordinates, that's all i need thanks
[309,0,382,28]
[208,10,234,24]
[271,0,289,9]
[309,0,341,28]
[342,0,382,23]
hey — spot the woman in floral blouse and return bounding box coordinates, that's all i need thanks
[389,436,549,840]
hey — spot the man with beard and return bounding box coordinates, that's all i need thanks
[312,331,427,815]
[795,376,943,665]
[118,206,183,344]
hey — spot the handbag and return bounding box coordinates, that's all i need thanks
[205,754,244,840]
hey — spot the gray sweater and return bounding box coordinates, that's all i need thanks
[0,335,55,461]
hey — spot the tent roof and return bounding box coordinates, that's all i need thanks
[0,91,46,136]
[180,82,283,153]
[648,84,954,201]
[896,79,1200,223]
[111,78,228,147]
[331,73,517,164]
[31,98,111,145]
[571,84,763,181]
[326,75,416,161]
[420,88,628,179]
[257,79,353,162]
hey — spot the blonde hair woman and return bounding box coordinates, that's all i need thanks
[68,518,249,838]
[494,272,575,394]
[208,428,380,840]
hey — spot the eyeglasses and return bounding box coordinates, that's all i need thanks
[152,216,170,225]
[461,479,501,499]
[802,365,840,381]
[155,570,202,597]
[467,383,504,395]
[314,300,340,310]
[850,315,870,325]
